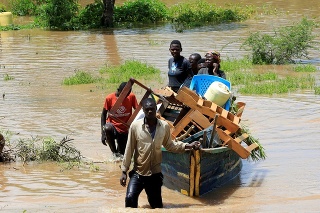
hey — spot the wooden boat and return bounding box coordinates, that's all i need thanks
[109,78,259,197]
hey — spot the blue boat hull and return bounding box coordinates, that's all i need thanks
[161,147,242,196]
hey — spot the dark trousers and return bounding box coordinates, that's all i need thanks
[125,171,163,208]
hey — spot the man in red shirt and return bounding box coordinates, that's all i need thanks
[101,82,139,156]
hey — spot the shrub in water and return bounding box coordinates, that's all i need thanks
[168,0,255,31]
[73,0,104,29]
[9,0,37,16]
[114,0,168,23]
[35,0,79,30]
[242,18,317,64]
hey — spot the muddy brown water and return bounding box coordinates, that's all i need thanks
[1,0,320,212]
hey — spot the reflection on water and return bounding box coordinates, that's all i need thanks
[1,0,320,212]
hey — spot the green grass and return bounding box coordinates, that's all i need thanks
[228,71,278,86]
[3,73,15,81]
[221,58,317,95]
[221,57,253,72]
[315,86,320,95]
[238,75,315,95]
[99,60,161,84]
[62,70,99,85]
[292,64,317,72]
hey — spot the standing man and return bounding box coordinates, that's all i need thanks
[101,82,139,156]
[167,40,193,92]
[120,98,200,208]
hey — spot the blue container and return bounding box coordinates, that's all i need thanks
[189,75,231,110]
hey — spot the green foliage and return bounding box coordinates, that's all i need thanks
[242,18,317,64]
[168,0,255,32]
[62,70,98,85]
[73,0,103,29]
[0,4,6,12]
[114,0,168,23]
[39,136,81,162]
[4,133,82,164]
[292,64,317,72]
[35,0,79,30]
[315,86,320,95]
[99,60,161,83]
[3,73,15,81]
[9,0,37,16]
[238,75,315,95]
[221,57,253,72]
[228,71,277,86]
[240,124,266,161]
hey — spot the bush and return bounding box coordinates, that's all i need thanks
[9,0,36,16]
[74,0,104,29]
[168,0,255,31]
[35,0,79,30]
[242,18,317,64]
[114,0,168,23]
[0,4,6,12]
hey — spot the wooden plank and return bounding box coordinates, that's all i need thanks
[108,78,154,128]
[189,110,211,129]
[236,102,246,117]
[171,109,194,137]
[235,133,249,143]
[176,89,240,133]
[189,154,195,197]
[127,90,152,125]
[247,143,259,152]
[216,129,257,159]
[227,139,250,159]
[194,150,200,196]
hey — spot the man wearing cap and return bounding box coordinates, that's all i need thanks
[101,82,139,156]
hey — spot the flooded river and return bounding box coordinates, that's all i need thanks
[1,0,320,212]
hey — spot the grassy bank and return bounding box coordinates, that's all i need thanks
[1,0,261,31]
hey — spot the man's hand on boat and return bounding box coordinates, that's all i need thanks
[185,141,201,150]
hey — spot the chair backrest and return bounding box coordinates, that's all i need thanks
[189,75,231,110]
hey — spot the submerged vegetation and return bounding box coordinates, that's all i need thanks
[3,73,15,81]
[0,130,81,164]
[222,58,317,95]
[62,70,99,85]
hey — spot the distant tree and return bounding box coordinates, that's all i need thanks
[101,0,115,27]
